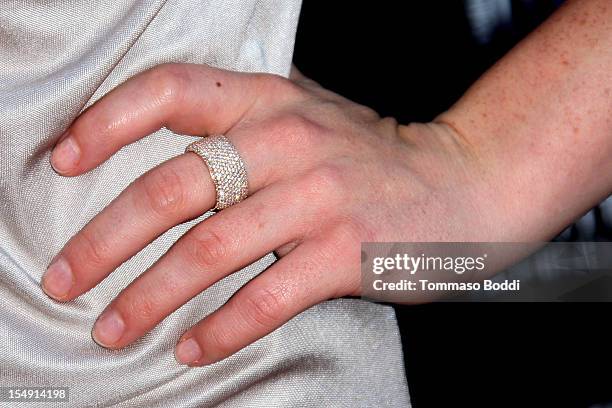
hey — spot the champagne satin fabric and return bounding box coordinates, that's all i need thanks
[0,1,410,406]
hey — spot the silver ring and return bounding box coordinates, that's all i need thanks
[185,135,249,210]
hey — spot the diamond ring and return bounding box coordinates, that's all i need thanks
[185,135,249,210]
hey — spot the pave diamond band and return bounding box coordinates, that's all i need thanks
[185,135,249,210]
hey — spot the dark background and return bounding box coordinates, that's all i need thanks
[293,1,612,407]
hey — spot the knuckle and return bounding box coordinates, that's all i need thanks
[310,220,369,268]
[182,229,227,270]
[238,287,285,331]
[78,228,113,268]
[145,63,189,105]
[125,293,157,322]
[272,114,325,149]
[321,226,353,261]
[299,164,348,207]
[139,165,187,218]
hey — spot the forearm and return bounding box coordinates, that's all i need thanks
[435,0,612,241]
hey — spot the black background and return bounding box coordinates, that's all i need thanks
[293,2,612,407]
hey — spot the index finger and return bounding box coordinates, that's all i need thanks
[49,63,291,176]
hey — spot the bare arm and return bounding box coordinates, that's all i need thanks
[434,0,612,240]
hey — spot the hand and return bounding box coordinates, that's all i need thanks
[41,63,493,366]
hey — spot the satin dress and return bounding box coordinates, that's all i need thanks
[0,1,410,406]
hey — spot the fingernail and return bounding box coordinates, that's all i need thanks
[175,337,202,365]
[92,309,125,347]
[50,132,79,174]
[42,257,74,300]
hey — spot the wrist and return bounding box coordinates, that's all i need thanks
[433,108,612,242]
[396,121,506,241]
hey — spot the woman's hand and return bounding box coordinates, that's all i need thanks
[41,63,493,366]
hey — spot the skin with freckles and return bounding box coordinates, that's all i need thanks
[42,0,612,366]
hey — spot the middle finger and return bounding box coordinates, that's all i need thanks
[90,176,315,349]
[41,152,214,302]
